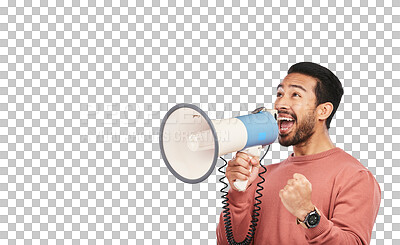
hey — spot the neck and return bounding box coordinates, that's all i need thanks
[293,126,335,156]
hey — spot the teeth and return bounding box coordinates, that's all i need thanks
[277,117,294,121]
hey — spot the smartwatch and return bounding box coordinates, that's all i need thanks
[296,207,321,229]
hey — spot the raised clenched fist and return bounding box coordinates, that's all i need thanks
[279,173,315,220]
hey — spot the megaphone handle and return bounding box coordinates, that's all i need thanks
[233,145,263,192]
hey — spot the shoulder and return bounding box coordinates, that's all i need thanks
[333,148,370,173]
[333,149,380,191]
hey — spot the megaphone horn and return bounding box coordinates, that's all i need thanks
[159,103,278,191]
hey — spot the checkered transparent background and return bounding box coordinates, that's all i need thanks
[0,0,399,244]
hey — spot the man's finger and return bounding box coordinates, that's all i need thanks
[279,189,284,199]
[250,157,259,165]
[293,173,305,180]
[287,178,295,186]
[227,157,245,167]
[232,157,252,170]
[228,171,250,181]
[227,165,251,177]
[235,152,252,162]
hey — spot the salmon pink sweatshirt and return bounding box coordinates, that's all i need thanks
[217,147,381,244]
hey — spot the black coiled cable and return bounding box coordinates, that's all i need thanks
[218,145,270,245]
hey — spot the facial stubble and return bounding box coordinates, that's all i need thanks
[279,110,316,147]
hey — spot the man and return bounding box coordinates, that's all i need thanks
[216,62,381,244]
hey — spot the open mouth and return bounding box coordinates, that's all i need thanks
[278,116,295,135]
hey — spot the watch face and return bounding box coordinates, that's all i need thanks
[308,214,319,225]
[306,211,321,228]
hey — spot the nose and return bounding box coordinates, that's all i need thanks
[274,97,290,111]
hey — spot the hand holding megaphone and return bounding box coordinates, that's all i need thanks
[227,151,260,192]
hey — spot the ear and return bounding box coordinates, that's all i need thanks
[317,102,334,121]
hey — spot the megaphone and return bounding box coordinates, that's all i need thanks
[159,103,278,191]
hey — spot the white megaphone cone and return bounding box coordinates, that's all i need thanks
[159,103,278,191]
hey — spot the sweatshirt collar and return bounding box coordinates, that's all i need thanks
[287,147,342,163]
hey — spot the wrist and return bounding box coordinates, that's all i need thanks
[296,206,321,229]
[296,203,315,221]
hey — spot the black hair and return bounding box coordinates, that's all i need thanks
[287,62,344,129]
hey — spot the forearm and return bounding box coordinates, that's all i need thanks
[304,170,381,244]
[304,212,366,245]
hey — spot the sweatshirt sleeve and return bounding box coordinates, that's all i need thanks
[304,169,381,244]
[216,181,258,245]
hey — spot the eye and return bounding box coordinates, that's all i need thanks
[276,92,283,97]
[292,92,300,97]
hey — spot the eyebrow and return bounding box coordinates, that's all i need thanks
[277,84,307,92]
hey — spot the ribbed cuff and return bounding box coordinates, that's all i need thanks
[304,211,331,240]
